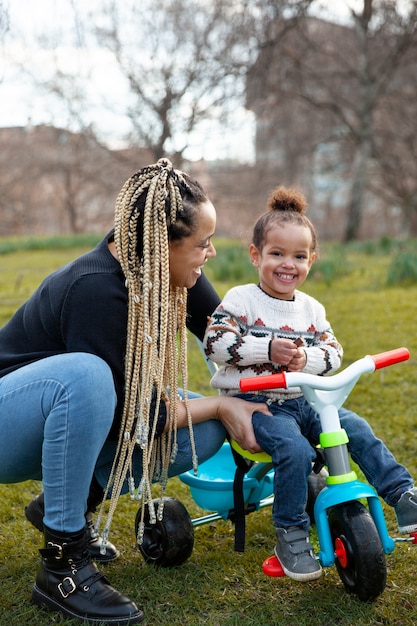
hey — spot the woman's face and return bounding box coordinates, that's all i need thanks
[169,200,217,289]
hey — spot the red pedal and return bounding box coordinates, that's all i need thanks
[262,555,286,577]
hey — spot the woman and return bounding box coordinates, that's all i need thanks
[0,159,268,625]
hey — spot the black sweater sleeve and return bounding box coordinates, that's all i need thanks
[61,272,128,424]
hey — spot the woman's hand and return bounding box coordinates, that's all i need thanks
[215,396,271,454]
[176,395,270,454]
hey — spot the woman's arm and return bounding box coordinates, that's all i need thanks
[173,395,270,454]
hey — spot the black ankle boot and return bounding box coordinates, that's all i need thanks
[32,526,144,625]
[25,490,120,564]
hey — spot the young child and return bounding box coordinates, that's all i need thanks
[203,186,417,582]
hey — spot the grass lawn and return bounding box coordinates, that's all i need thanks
[0,236,417,625]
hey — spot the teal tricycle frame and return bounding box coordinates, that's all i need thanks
[136,347,416,602]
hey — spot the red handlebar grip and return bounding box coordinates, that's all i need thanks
[239,372,287,392]
[371,347,410,370]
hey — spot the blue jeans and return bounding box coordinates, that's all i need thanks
[93,389,227,490]
[246,395,413,530]
[0,353,226,534]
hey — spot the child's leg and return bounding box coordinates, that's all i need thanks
[252,399,321,581]
[251,402,317,529]
[339,407,413,506]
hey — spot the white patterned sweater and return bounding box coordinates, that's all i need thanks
[203,283,343,401]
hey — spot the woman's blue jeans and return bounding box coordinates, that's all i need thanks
[247,395,413,530]
[0,353,226,534]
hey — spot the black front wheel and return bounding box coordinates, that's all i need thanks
[135,496,194,567]
[328,500,387,601]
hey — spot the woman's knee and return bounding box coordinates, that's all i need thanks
[54,353,117,412]
[168,420,227,477]
[194,419,227,462]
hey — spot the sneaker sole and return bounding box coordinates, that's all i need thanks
[274,546,322,582]
[280,563,322,582]
[398,523,417,534]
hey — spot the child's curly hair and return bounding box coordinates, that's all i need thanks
[253,186,318,253]
[267,186,307,214]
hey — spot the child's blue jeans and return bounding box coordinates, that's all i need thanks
[0,353,226,533]
[244,394,413,529]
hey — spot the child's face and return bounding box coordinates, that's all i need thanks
[249,223,315,300]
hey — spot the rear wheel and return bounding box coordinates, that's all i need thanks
[135,496,194,567]
[328,500,386,601]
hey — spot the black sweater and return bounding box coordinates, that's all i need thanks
[0,232,220,436]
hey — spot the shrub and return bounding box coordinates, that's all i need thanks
[0,234,102,255]
[209,243,257,283]
[310,251,352,285]
[387,247,417,285]
[346,236,400,256]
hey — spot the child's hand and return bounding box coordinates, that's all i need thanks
[287,347,307,372]
[270,338,299,366]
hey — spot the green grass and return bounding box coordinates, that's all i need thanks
[1,236,417,625]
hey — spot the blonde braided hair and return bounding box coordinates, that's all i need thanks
[98,158,207,546]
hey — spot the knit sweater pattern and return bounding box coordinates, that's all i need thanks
[203,283,343,401]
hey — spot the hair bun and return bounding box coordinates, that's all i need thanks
[157,157,174,172]
[267,186,307,215]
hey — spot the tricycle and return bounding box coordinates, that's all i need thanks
[135,347,416,602]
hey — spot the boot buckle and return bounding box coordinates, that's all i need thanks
[58,576,76,598]
[48,541,66,559]
[40,541,65,560]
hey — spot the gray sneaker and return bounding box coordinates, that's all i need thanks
[395,487,417,533]
[275,526,322,582]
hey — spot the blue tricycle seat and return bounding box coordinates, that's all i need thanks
[179,442,274,517]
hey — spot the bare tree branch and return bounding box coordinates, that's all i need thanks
[248,0,417,240]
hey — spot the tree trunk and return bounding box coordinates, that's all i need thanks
[344,137,371,241]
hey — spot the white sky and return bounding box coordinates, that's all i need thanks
[0,0,360,162]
